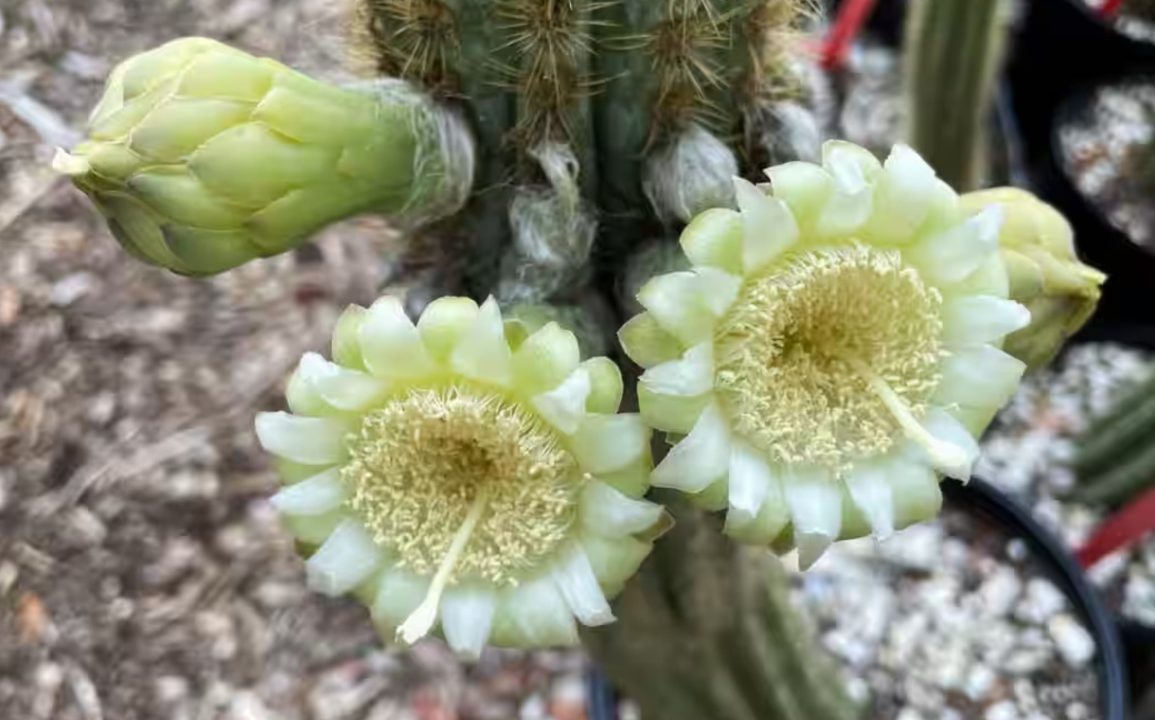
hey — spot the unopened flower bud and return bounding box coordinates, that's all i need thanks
[959,188,1106,371]
[55,37,472,276]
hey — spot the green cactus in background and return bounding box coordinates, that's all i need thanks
[903,0,1012,191]
[57,4,862,720]
[1075,366,1155,506]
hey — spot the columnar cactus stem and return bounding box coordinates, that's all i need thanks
[584,496,861,720]
[903,0,1011,191]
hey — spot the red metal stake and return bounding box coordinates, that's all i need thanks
[821,0,881,71]
[1076,485,1155,569]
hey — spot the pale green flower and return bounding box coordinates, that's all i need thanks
[620,142,1029,568]
[256,296,659,654]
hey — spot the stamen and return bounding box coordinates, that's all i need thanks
[838,354,968,473]
[396,490,490,644]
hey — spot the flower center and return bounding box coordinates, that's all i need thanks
[342,386,581,587]
[715,244,944,474]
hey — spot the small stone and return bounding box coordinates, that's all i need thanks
[979,567,1022,616]
[1065,701,1091,719]
[227,691,276,720]
[154,675,190,704]
[1004,648,1051,675]
[49,272,95,306]
[985,700,1019,720]
[1015,579,1067,624]
[1048,614,1096,667]
[964,666,996,701]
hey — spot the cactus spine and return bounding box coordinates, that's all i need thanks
[903,0,1012,191]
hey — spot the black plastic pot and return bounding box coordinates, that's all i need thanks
[1009,1,1155,330]
[586,478,1131,720]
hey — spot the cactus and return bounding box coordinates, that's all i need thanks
[54,3,1024,719]
[903,0,1012,191]
[1075,366,1155,506]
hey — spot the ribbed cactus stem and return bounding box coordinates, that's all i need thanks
[903,0,1011,191]
[584,497,861,720]
[1075,368,1155,505]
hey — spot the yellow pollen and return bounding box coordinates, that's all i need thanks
[342,386,580,586]
[714,244,943,474]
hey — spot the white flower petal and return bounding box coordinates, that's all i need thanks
[906,205,1003,286]
[617,312,684,368]
[638,386,710,434]
[886,448,944,528]
[766,161,832,226]
[651,401,730,493]
[531,366,592,435]
[371,567,429,629]
[844,460,896,539]
[727,440,774,523]
[639,342,714,397]
[570,414,650,474]
[255,411,349,465]
[580,479,664,537]
[491,575,578,647]
[933,344,1026,410]
[941,296,1031,347]
[868,143,937,243]
[733,176,799,273]
[441,583,497,659]
[417,296,480,362]
[723,483,790,546]
[679,207,744,274]
[359,296,436,379]
[282,509,343,545]
[918,408,981,481]
[783,467,841,570]
[331,304,369,371]
[285,355,340,417]
[512,321,581,396]
[451,296,514,387]
[941,250,1011,298]
[298,352,390,411]
[306,519,385,597]
[582,357,624,414]
[636,269,740,346]
[580,531,651,597]
[270,467,346,516]
[550,543,615,626]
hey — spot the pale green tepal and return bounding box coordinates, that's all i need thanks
[53,37,473,276]
[960,187,1106,372]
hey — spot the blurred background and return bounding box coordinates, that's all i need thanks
[3,0,1155,718]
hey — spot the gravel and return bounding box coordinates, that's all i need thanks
[1057,77,1155,253]
[980,342,1155,626]
[793,507,1102,719]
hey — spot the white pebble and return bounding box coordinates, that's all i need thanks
[985,700,1019,720]
[1048,614,1096,667]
